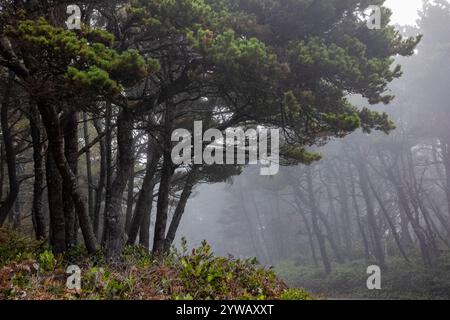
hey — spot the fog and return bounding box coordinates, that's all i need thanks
[173,1,450,298]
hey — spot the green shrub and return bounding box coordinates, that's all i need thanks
[0,229,44,267]
[281,288,314,300]
[38,250,56,272]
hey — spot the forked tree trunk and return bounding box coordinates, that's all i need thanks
[153,104,175,256]
[356,160,385,267]
[37,99,97,254]
[127,138,160,245]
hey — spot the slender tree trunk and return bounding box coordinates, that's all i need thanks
[153,104,175,256]
[102,103,113,245]
[164,167,198,252]
[152,148,174,255]
[30,105,46,240]
[316,207,344,264]
[292,190,318,267]
[368,177,410,263]
[139,203,152,249]
[348,168,371,261]
[125,162,135,232]
[333,166,352,257]
[83,112,95,223]
[92,118,106,239]
[0,71,19,226]
[62,111,78,248]
[104,109,134,259]
[307,168,331,274]
[356,159,385,267]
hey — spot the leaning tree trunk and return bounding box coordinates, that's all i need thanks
[367,176,410,263]
[37,99,97,254]
[127,138,160,246]
[152,144,174,255]
[0,71,19,226]
[306,168,332,274]
[356,160,385,267]
[164,167,198,252]
[153,104,175,256]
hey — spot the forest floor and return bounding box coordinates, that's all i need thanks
[276,253,450,300]
[0,229,311,300]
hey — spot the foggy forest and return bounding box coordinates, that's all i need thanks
[1,0,450,301]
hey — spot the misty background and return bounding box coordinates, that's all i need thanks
[169,0,450,298]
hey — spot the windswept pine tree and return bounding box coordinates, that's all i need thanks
[0,0,419,261]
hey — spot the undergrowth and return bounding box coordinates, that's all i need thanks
[0,229,311,300]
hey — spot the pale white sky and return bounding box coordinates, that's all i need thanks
[385,0,449,25]
[385,0,423,25]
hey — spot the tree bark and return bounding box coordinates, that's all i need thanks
[30,104,46,240]
[62,111,79,248]
[37,99,97,254]
[92,118,106,239]
[127,138,160,246]
[164,167,198,252]
[46,150,66,254]
[153,104,175,256]
[83,112,95,224]
[104,109,134,259]
[125,162,135,232]
[0,71,19,226]
[102,103,113,245]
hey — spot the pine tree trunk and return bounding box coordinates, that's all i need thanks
[46,151,66,254]
[356,160,385,267]
[127,138,160,245]
[104,109,134,259]
[102,103,113,245]
[37,99,97,254]
[307,168,331,274]
[62,111,78,248]
[164,167,198,252]
[153,104,174,256]
[92,118,106,239]
[0,71,19,227]
[29,105,46,240]
[83,112,95,223]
